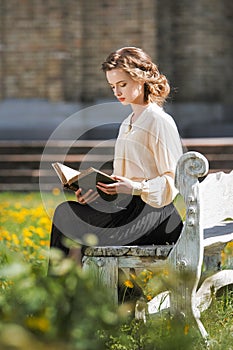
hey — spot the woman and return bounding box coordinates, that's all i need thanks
[50,47,183,260]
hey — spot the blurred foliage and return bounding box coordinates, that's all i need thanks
[0,192,232,349]
[0,245,207,350]
[0,246,126,350]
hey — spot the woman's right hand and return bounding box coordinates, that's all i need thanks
[75,188,99,205]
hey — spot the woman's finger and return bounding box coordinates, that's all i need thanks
[87,191,100,203]
[78,189,100,204]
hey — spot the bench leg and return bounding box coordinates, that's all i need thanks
[82,256,119,304]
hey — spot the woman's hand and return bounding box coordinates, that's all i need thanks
[96,175,133,195]
[75,188,99,205]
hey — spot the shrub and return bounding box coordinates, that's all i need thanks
[0,246,126,350]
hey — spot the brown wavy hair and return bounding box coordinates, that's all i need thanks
[102,47,170,106]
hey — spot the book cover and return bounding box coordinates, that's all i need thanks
[52,162,117,201]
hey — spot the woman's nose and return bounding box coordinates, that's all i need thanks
[115,87,122,96]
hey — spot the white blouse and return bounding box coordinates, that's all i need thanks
[113,103,183,208]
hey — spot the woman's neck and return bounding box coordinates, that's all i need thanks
[131,103,150,122]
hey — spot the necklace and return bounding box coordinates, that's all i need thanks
[128,113,134,131]
[128,105,150,132]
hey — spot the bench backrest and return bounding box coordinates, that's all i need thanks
[167,152,208,315]
[168,151,233,317]
[199,170,233,228]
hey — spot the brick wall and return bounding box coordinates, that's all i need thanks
[79,0,157,101]
[0,0,84,101]
[0,0,232,104]
[157,0,233,104]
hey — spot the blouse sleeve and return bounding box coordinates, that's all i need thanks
[138,115,183,208]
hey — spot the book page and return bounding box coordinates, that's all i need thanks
[52,162,81,184]
[77,167,113,181]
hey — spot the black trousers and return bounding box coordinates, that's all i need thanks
[50,195,183,256]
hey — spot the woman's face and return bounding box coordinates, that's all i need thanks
[106,69,145,106]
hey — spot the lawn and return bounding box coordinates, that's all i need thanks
[1,191,55,273]
[0,191,232,349]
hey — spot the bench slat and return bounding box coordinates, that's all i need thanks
[83,245,172,257]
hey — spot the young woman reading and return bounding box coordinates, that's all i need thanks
[50,47,183,262]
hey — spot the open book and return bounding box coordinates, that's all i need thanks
[52,162,118,201]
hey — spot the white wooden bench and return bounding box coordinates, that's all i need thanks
[82,151,233,341]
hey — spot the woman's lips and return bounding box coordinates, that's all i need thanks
[118,98,125,102]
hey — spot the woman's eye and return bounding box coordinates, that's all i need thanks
[120,83,126,87]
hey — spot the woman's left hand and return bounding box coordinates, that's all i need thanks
[96,175,133,195]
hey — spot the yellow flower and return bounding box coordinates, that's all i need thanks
[26,315,50,332]
[40,240,49,246]
[52,187,61,196]
[184,324,189,335]
[23,237,35,247]
[22,228,33,238]
[14,202,22,209]
[38,217,51,228]
[124,280,134,288]
[3,231,12,241]
[162,268,169,277]
[12,233,20,246]
[130,273,137,280]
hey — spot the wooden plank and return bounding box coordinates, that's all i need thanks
[0,169,52,176]
[0,137,232,150]
[0,183,40,191]
[118,256,167,269]
[205,154,233,161]
[0,139,116,148]
[182,137,233,146]
[83,245,172,257]
[0,154,113,162]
